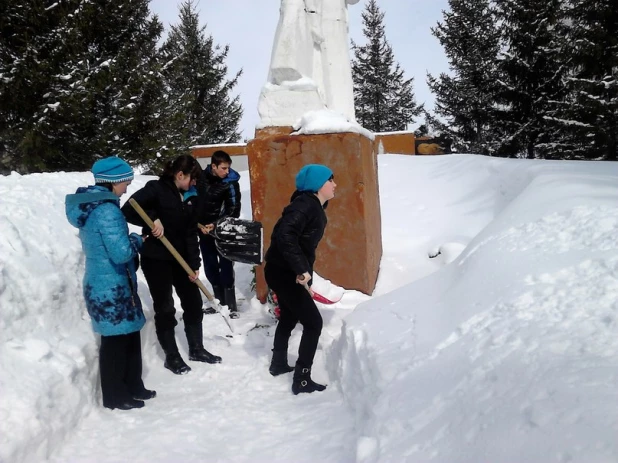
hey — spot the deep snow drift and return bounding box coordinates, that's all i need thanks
[1,154,617,462]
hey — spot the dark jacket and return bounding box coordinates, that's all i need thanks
[196,165,241,225]
[65,185,145,336]
[265,191,327,277]
[121,178,201,271]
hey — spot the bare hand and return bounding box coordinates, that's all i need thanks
[189,270,200,282]
[198,223,215,234]
[151,219,164,238]
[296,272,311,286]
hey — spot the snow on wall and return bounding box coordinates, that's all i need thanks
[0,172,98,461]
[0,173,155,462]
[327,161,618,462]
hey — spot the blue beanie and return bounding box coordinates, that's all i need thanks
[295,164,333,193]
[91,156,134,183]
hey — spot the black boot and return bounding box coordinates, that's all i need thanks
[292,365,327,395]
[185,323,222,364]
[132,389,157,400]
[204,285,225,315]
[156,330,191,375]
[224,286,239,319]
[106,398,145,410]
[269,350,294,376]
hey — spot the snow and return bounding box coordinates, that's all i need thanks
[375,129,415,136]
[1,154,618,462]
[190,142,247,149]
[292,109,374,139]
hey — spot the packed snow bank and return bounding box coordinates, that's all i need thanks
[0,172,150,462]
[3,155,618,463]
[373,154,536,294]
[329,157,618,462]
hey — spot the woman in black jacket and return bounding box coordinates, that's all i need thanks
[122,155,222,375]
[264,164,336,395]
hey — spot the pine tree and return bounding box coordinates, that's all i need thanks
[0,0,164,173]
[549,0,618,160]
[43,0,165,171]
[159,0,242,159]
[0,0,75,172]
[427,0,502,155]
[351,0,422,132]
[493,0,567,159]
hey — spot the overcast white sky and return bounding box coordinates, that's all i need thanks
[149,0,450,140]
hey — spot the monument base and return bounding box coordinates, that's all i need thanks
[257,86,324,129]
[247,129,382,303]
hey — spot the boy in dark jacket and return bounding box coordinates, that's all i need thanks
[264,164,336,395]
[196,150,242,317]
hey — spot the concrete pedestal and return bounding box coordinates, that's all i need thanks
[247,130,382,302]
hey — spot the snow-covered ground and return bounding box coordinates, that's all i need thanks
[1,154,617,462]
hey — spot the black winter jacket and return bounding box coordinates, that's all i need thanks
[265,191,327,277]
[196,166,241,226]
[121,178,201,271]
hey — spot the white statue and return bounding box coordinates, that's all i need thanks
[258,0,359,128]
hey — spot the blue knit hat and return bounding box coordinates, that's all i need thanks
[295,164,333,193]
[91,156,134,183]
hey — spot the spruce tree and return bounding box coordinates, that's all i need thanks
[427,0,502,155]
[159,0,242,159]
[351,0,422,132]
[0,0,76,172]
[493,0,567,158]
[0,0,164,173]
[549,0,618,160]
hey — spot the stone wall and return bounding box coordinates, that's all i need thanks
[247,131,382,302]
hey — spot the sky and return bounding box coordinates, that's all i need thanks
[149,0,450,140]
[2,149,618,462]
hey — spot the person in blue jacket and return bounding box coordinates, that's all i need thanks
[65,156,155,410]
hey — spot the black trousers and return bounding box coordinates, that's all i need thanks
[141,255,203,333]
[264,263,323,369]
[100,331,145,408]
[199,235,235,287]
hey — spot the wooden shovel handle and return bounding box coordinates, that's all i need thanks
[128,198,213,301]
[128,199,234,334]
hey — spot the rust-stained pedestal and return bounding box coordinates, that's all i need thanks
[247,130,382,303]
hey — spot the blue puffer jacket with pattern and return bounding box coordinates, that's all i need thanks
[65,185,145,336]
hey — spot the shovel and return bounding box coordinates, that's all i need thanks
[199,217,263,265]
[297,276,342,305]
[128,198,234,334]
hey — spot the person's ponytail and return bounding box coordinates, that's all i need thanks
[160,155,201,181]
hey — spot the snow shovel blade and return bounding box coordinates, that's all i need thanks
[212,217,262,241]
[298,278,342,305]
[215,240,262,265]
[212,217,263,265]
[311,290,341,305]
[203,295,234,333]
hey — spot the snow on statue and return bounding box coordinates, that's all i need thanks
[258,0,359,128]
